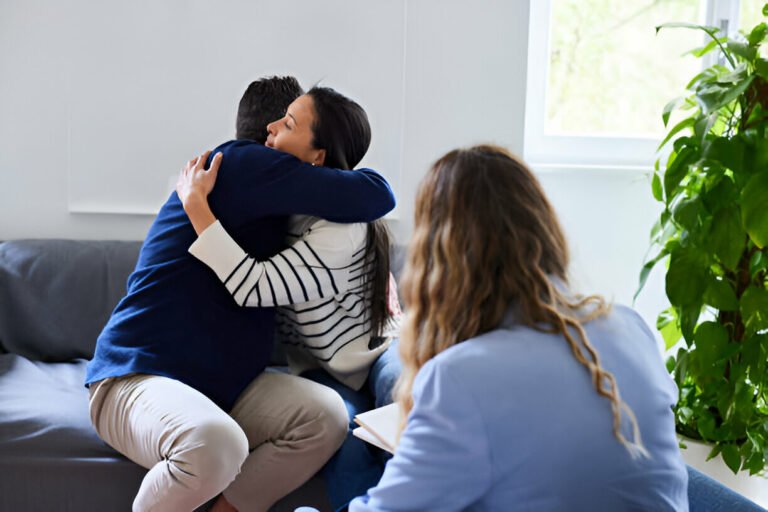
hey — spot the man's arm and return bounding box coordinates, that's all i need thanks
[208,140,395,224]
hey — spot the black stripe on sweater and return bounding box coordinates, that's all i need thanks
[265,270,278,306]
[288,245,324,299]
[267,259,293,305]
[302,240,339,295]
[279,252,309,302]
[232,257,258,299]
[286,307,370,345]
[301,324,373,362]
[289,298,365,326]
[223,255,249,286]
[348,268,375,284]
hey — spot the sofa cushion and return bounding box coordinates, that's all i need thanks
[0,240,141,361]
[0,354,126,458]
[0,353,145,509]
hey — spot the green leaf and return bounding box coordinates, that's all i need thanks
[696,405,719,440]
[703,278,739,311]
[658,118,695,151]
[664,147,697,202]
[672,197,703,231]
[686,39,723,58]
[743,333,765,364]
[652,172,663,202]
[704,136,745,173]
[741,171,768,248]
[656,23,735,68]
[706,444,723,461]
[764,3,768,16]
[721,444,742,474]
[748,23,768,47]
[757,59,768,79]
[673,349,689,386]
[740,286,768,334]
[697,76,755,115]
[727,41,757,62]
[749,251,768,277]
[695,321,730,368]
[662,97,685,127]
[686,68,718,91]
[634,250,668,303]
[657,308,683,350]
[694,112,719,143]
[745,450,765,475]
[703,173,737,213]
[709,207,746,270]
[666,249,707,306]
[680,304,701,345]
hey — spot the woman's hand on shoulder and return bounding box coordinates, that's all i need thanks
[176,150,222,208]
[176,150,222,235]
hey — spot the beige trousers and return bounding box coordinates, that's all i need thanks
[89,371,348,512]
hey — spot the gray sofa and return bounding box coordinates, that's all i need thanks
[0,239,409,512]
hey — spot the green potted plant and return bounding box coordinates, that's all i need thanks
[636,5,768,475]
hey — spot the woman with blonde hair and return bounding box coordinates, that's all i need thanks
[349,145,688,511]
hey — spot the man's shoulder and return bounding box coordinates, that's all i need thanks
[214,139,280,160]
[213,139,299,178]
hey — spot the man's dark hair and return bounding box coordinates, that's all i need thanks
[236,76,304,144]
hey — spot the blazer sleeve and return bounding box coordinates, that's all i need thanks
[349,358,492,512]
[208,142,396,224]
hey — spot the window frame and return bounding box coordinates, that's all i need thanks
[523,0,743,168]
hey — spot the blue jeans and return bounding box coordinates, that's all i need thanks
[302,340,402,511]
[687,465,766,511]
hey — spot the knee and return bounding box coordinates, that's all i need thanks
[178,418,249,490]
[310,387,350,451]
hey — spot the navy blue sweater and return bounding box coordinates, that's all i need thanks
[85,140,395,411]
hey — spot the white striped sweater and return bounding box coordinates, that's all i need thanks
[189,216,400,390]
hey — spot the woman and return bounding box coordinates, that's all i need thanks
[178,87,403,510]
[349,145,689,511]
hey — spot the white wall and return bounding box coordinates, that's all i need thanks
[0,0,666,325]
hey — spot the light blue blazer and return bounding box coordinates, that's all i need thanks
[350,305,688,511]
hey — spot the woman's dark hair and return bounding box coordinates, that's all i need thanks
[306,86,392,339]
[236,76,304,144]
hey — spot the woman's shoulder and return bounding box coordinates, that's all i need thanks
[300,218,368,251]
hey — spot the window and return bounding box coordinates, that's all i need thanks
[525,0,764,167]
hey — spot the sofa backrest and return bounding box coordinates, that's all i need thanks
[0,240,141,361]
[0,239,409,363]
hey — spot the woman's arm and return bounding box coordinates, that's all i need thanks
[188,219,367,307]
[176,151,368,307]
[349,359,492,512]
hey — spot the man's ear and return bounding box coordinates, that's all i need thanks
[313,149,326,167]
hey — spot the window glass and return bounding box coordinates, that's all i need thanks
[739,0,765,32]
[546,0,705,138]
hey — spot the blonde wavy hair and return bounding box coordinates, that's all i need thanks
[395,145,649,458]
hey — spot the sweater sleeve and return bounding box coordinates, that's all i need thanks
[189,219,368,307]
[349,358,492,512]
[208,143,396,224]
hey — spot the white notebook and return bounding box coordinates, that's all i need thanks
[352,403,400,454]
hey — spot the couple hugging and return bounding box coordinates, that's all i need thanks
[85,76,401,512]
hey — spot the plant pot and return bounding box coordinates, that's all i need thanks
[680,436,768,508]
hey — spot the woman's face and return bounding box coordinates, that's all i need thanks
[265,94,325,166]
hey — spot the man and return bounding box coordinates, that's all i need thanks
[86,76,395,511]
